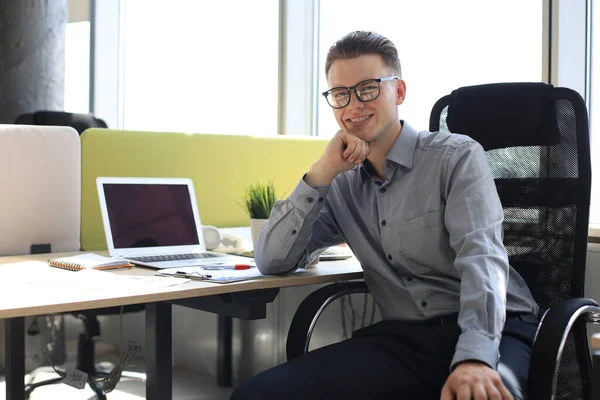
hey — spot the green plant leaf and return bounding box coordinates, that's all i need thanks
[238,180,279,219]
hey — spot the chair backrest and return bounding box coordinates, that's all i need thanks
[15,111,108,135]
[429,82,591,399]
[0,125,81,255]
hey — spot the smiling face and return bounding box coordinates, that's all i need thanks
[327,54,406,144]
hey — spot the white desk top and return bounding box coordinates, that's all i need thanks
[0,251,363,319]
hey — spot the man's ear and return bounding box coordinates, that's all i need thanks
[396,79,407,106]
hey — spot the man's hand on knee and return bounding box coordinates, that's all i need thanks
[440,361,513,400]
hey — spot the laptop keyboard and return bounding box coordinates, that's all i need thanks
[128,253,225,262]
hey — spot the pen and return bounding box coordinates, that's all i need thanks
[201,263,255,270]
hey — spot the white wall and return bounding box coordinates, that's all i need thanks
[586,244,600,335]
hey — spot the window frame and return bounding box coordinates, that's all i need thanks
[546,0,594,238]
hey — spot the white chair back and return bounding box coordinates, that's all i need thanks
[0,124,81,255]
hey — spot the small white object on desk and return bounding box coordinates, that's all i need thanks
[318,245,354,261]
[206,226,252,254]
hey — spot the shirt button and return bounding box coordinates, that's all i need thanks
[387,254,392,261]
[307,197,314,203]
[381,220,387,226]
[421,301,427,308]
[318,197,324,202]
[380,188,386,193]
[291,229,297,235]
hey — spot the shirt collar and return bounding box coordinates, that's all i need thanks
[359,121,419,183]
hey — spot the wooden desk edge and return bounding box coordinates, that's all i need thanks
[0,268,364,319]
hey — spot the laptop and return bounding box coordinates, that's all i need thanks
[96,177,253,269]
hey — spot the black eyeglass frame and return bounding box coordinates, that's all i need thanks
[322,75,399,109]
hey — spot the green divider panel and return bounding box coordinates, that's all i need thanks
[81,129,328,250]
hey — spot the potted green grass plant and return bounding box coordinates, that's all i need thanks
[240,180,279,248]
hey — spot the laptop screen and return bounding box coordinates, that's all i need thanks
[103,183,200,249]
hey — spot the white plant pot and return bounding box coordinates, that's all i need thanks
[249,218,269,250]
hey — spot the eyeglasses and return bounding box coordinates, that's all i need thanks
[322,76,399,109]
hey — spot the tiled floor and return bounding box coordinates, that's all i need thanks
[0,343,235,400]
[0,369,234,400]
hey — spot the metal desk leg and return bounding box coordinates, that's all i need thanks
[146,302,172,400]
[217,315,232,387]
[5,317,25,400]
[171,289,279,388]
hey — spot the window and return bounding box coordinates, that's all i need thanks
[120,0,279,135]
[590,1,600,226]
[64,21,91,113]
[316,0,544,137]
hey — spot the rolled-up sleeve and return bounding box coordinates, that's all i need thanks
[444,141,508,370]
[255,175,343,275]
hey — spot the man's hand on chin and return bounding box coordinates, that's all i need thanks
[440,361,513,400]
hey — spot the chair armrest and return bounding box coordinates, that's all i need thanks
[286,281,369,361]
[529,297,600,399]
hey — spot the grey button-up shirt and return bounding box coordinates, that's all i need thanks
[255,121,539,369]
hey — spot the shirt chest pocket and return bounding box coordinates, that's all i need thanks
[399,208,454,272]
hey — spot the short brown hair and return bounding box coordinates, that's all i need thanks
[324,31,402,78]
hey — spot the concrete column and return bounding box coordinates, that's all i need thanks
[0,2,68,371]
[0,0,67,124]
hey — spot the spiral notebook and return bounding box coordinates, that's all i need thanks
[48,253,133,271]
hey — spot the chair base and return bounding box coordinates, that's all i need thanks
[24,363,146,399]
[24,374,106,399]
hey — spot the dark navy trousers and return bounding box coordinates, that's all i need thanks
[231,315,538,400]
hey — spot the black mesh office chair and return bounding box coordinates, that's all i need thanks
[15,111,145,399]
[286,83,599,399]
[15,110,107,135]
